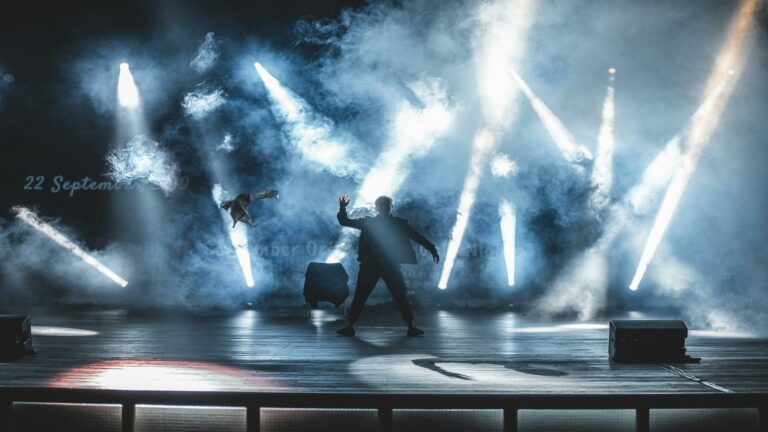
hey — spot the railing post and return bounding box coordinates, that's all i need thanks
[503,407,518,432]
[246,403,260,432]
[636,407,649,432]
[121,402,135,432]
[378,407,393,432]
[0,399,11,432]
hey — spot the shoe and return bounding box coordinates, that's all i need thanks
[407,326,424,337]
[337,326,355,336]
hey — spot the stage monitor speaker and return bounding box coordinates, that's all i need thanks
[609,320,696,363]
[303,262,349,308]
[0,314,34,360]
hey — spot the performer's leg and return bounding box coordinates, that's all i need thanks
[381,265,423,336]
[345,263,380,326]
[380,264,414,324]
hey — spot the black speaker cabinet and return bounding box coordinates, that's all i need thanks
[303,262,349,308]
[609,320,689,363]
[0,314,34,360]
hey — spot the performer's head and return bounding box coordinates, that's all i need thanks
[374,196,393,215]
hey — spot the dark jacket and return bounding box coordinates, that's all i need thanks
[337,206,437,265]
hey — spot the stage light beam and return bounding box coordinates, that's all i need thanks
[541,20,750,315]
[438,0,537,289]
[498,198,517,286]
[439,130,497,289]
[540,72,736,317]
[13,206,128,287]
[510,68,593,167]
[589,71,616,212]
[212,185,255,287]
[626,77,729,214]
[117,63,140,109]
[629,0,759,291]
[254,62,363,178]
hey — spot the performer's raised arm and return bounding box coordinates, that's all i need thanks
[336,195,363,230]
[403,221,440,263]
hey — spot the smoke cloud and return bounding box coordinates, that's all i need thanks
[106,135,179,195]
[190,32,219,74]
[182,85,227,119]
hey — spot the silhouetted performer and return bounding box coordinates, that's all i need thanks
[336,195,440,337]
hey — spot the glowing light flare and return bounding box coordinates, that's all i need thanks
[212,185,255,287]
[510,68,593,166]
[629,0,758,291]
[13,206,128,287]
[498,198,516,286]
[589,73,616,211]
[117,63,140,109]
[254,62,363,178]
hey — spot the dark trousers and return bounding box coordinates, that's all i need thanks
[347,261,414,325]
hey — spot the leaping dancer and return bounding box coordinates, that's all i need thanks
[221,189,278,228]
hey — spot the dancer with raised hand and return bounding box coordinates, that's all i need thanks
[336,194,439,337]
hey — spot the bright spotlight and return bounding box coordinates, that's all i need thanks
[117,63,140,109]
[629,0,759,291]
[608,67,616,74]
[510,68,593,166]
[13,206,128,287]
[254,62,363,178]
[212,185,255,287]
[498,198,517,286]
[589,72,616,212]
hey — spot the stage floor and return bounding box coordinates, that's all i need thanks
[2,307,767,395]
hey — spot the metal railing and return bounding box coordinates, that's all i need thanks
[0,388,766,432]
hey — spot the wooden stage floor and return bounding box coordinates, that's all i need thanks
[2,307,767,395]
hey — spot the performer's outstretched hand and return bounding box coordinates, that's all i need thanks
[339,195,350,208]
[431,250,440,263]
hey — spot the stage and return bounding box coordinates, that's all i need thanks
[1,307,767,431]
[2,306,768,394]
